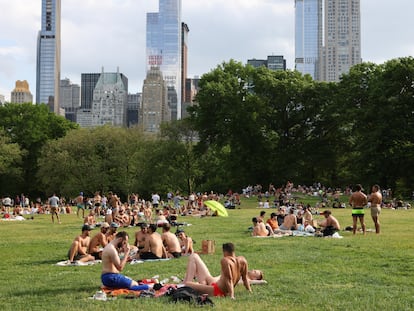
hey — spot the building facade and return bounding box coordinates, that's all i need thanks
[295,0,322,80]
[0,95,5,105]
[321,0,361,82]
[146,0,182,120]
[247,55,287,71]
[141,67,170,133]
[295,0,361,82]
[11,80,33,104]
[60,78,80,122]
[127,93,141,128]
[36,0,61,113]
[81,73,101,109]
[90,69,128,127]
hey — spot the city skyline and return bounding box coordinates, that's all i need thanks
[1,0,414,102]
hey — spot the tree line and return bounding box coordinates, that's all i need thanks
[1,57,413,199]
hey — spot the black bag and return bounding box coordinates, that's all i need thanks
[167,286,214,306]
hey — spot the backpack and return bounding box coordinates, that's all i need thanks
[167,286,214,306]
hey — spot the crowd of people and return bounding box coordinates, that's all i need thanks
[1,181,412,299]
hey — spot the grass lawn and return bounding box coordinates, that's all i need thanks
[0,195,414,311]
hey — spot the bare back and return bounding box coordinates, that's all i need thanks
[217,256,250,296]
[162,231,181,253]
[88,232,107,253]
[349,191,367,207]
[101,243,121,274]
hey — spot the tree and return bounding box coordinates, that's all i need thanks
[0,103,78,195]
[0,129,24,194]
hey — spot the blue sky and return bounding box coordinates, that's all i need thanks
[1,0,413,101]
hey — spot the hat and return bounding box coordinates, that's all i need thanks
[320,210,331,216]
[140,223,149,228]
[80,192,83,195]
[82,224,93,231]
[101,222,110,228]
[110,222,120,228]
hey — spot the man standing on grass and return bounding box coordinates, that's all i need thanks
[349,184,368,235]
[49,193,61,224]
[185,242,252,299]
[369,185,382,234]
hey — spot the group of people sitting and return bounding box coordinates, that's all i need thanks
[251,207,340,237]
[67,221,194,264]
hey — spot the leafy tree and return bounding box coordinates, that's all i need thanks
[0,129,24,194]
[0,103,78,195]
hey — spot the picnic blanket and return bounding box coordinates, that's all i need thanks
[130,258,172,265]
[55,259,102,266]
[89,284,178,300]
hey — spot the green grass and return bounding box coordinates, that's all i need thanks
[1,196,414,311]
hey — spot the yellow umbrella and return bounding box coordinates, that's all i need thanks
[204,200,229,217]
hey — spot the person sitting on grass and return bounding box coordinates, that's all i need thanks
[252,217,270,236]
[161,223,182,258]
[319,210,341,236]
[279,208,297,230]
[184,243,262,299]
[266,213,279,232]
[68,224,95,263]
[101,231,149,291]
[177,229,194,256]
[136,223,167,260]
[88,222,110,259]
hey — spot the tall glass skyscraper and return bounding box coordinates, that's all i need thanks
[36,0,61,113]
[146,0,182,120]
[295,0,361,82]
[295,0,322,80]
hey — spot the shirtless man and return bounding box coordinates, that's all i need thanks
[106,222,119,242]
[349,184,368,235]
[139,224,167,260]
[184,243,253,299]
[93,191,102,216]
[252,217,269,236]
[83,210,96,227]
[101,231,149,291]
[134,223,149,251]
[369,185,382,234]
[68,224,95,263]
[279,208,297,230]
[177,230,194,255]
[75,192,85,218]
[161,223,182,258]
[88,222,110,259]
[319,210,341,236]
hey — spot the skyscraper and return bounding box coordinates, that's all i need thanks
[295,0,322,80]
[60,78,80,122]
[141,67,170,133]
[295,0,361,82]
[36,0,61,113]
[81,73,101,109]
[90,69,128,127]
[321,0,361,82]
[146,0,182,120]
[11,80,33,104]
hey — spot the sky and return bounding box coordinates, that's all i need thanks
[1,0,414,102]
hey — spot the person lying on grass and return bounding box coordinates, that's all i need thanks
[184,243,265,299]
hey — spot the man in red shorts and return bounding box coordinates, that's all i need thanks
[184,242,254,299]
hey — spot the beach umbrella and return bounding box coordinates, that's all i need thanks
[204,200,228,217]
